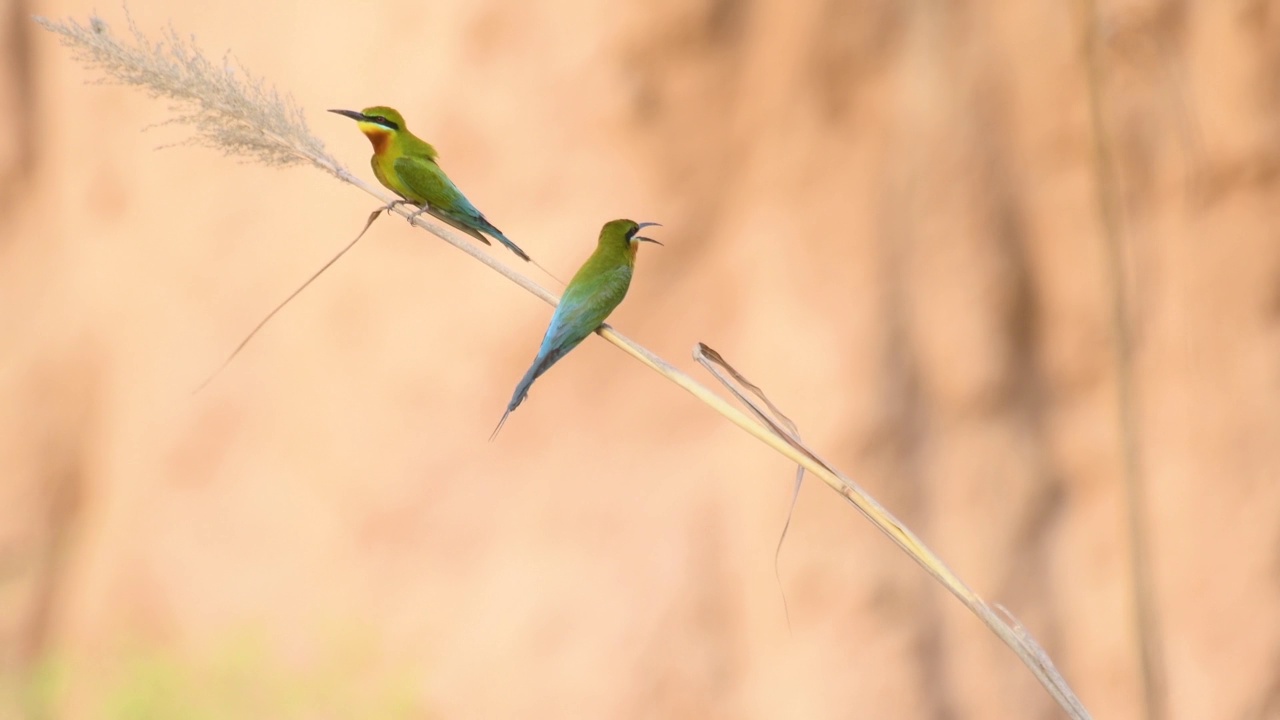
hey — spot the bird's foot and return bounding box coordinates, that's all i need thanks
[382,199,410,214]
[406,204,429,224]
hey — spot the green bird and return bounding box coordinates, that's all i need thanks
[491,219,662,439]
[329,106,532,262]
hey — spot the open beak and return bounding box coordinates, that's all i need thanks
[634,221,663,245]
[328,108,367,122]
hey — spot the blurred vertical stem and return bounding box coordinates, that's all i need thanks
[1078,2,1167,719]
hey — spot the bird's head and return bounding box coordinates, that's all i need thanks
[328,106,407,153]
[601,219,662,258]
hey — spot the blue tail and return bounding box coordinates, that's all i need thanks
[490,351,559,440]
[482,223,532,262]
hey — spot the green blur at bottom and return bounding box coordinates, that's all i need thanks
[4,629,425,720]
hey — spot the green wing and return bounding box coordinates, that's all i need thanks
[504,265,634,414]
[541,265,634,361]
[393,156,494,244]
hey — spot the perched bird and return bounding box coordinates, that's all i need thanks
[329,106,532,262]
[491,219,661,439]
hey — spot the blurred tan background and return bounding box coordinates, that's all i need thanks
[2,0,1279,717]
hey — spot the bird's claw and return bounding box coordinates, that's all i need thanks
[406,204,429,225]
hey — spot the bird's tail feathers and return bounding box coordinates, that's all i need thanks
[486,225,533,263]
[490,356,547,440]
[491,226,564,284]
[475,220,565,285]
[422,205,492,246]
[489,408,512,441]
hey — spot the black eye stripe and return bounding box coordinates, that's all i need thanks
[367,116,399,131]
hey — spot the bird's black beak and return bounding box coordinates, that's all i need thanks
[328,108,367,122]
[634,222,663,245]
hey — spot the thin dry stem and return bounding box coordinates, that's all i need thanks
[1077,2,1166,718]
